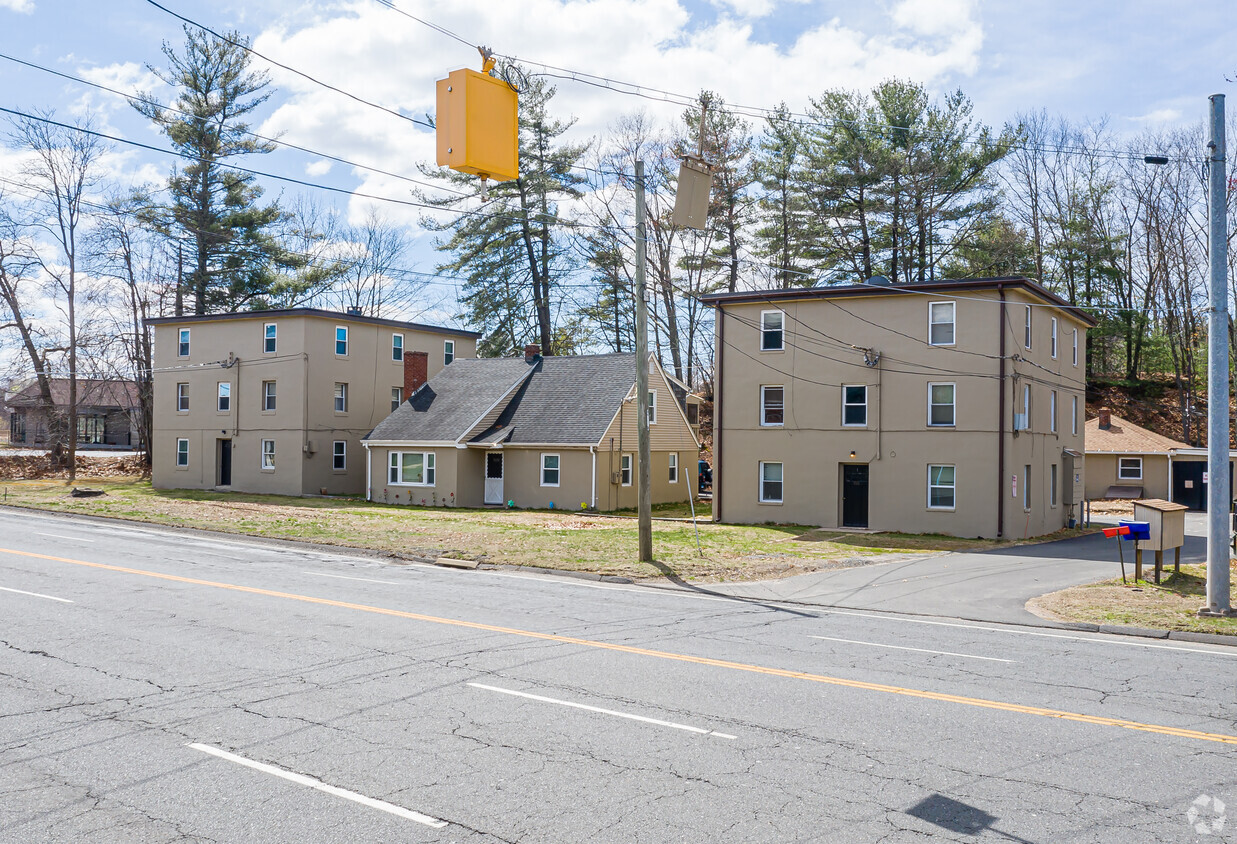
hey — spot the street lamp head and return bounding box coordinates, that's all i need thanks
[1143,155,1169,165]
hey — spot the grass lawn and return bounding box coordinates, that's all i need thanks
[1029,563,1237,636]
[0,476,1022,583]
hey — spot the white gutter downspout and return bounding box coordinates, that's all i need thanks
[1168,449,1174,502]
[590,445,597,509]
[364,441,372,502]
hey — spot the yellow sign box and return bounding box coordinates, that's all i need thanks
[435,68,519,182]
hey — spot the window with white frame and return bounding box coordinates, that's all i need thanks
[261,439,275,470]
[389,451,435,485]
[1051,317,1058,358]
[263,380,276,411]
[392,333,403,361]
[444,340,455,365]
[175,438,189,467]
[760,386,784,426]
[391,387,402,412]
[761,310,784,351]
[263,322,277,354]
[1071,395,1078,435]
[176,383,189,412]
[647,390,657,424]
[335,326,348,356]
[1118,456,1143,480]
[759,461,783,503]
[621,454,632,486]
[217,382,231,412]
[1050,464,1058,506]
[1072,328,1079,366]
[928,382,955,426]
[1024,305,1032,349]
[1050,390,1058,433]
[334,382,348,413]
[668,453,678,483]
[540,453,560,487]
[928,464,955,509]
[928,301,955,346]
[1016,384,1031,430]
[843,385,867,426]
[178,328,190,357]
[332,440,346,471]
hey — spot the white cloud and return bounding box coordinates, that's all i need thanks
[0,0,35,14]
[306,158,333,176]
[1129,108,1184,125]
[891,0,978,38]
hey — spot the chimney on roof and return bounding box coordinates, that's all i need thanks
[404,350,429,398]
[1098,408,1111,430]
[524,343,541,363]
[345,305,362,317]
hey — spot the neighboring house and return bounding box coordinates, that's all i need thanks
[7,379,141,449]
[1085,409,1235,511]
[702,276,1096,538]
[663,370,705,442]
[148,308,479,496]
[363,346,700,510]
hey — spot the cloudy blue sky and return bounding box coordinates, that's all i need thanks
[0,0,1232,293]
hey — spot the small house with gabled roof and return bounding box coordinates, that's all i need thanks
[363,346,700,510]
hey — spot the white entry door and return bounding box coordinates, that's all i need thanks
[484,452,504,505]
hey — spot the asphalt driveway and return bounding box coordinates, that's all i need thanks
[659,514,1209,626]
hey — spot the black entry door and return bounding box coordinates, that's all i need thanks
[219,439,232,487]
[842,464,869,528]
[1173,460,1234,511]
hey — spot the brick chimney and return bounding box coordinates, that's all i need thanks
[524,343,541,362]
[1098,407,1111,430]
[404,350,429,397]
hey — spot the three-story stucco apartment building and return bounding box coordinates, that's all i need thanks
[702,277,1096,538]
[148,308,479,496]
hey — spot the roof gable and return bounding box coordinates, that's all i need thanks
[1084,413,1190,453]
[366,358,533,442]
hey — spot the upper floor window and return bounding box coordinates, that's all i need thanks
[335,326,348,356]
[1050,390,1058,433]
[444,340,455,365]
[1050,317,1059,359]
[647,390,657,424]
[176,383,189,412]
[178,328,190,357]
[540,453,560,487]
[1024,305,1032,349]
[392,333,404,362]
[843,385,867,426]
[217,382,231,413]
[1072,329,1079,366]
[761,310,784,351]
[928,301,955,346]
[334,382,348,413]
[928,382,955,427]
[1016,384,1031,431]
[263,380,276,411]
[263,323,277,354]
[686,403,699,426]
[391,387,403,412]
[760,386,784,426]
[1072,395,1078,436]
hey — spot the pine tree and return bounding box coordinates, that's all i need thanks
[136,25,303,314]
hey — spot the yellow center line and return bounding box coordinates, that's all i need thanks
[8,545,1237,747]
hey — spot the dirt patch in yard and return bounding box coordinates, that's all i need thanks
[0,453,148,481]
[1028,562,1237,636]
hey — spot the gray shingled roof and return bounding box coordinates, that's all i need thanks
[470,353,636,445]
[366,357,533,442]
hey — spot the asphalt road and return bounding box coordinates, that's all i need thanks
[1,508,1235,843]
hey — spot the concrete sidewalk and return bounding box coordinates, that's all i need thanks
[647,520,1208,626]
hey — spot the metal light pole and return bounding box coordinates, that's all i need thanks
[1202,93,1233,616]
[634,160,653,563]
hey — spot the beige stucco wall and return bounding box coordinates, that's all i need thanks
[713,287,1089,537]
[151,313,476,496]
[1084,453,1171,500]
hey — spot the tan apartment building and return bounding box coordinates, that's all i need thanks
[148,308,479,496]
[703,277,1096,538]
[363,347,700,511]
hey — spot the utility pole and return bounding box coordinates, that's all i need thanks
[1202,93,1233,617]
[634,160,653,562]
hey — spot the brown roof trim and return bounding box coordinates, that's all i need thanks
[145,307,482,338]
[700,277,1099,327]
